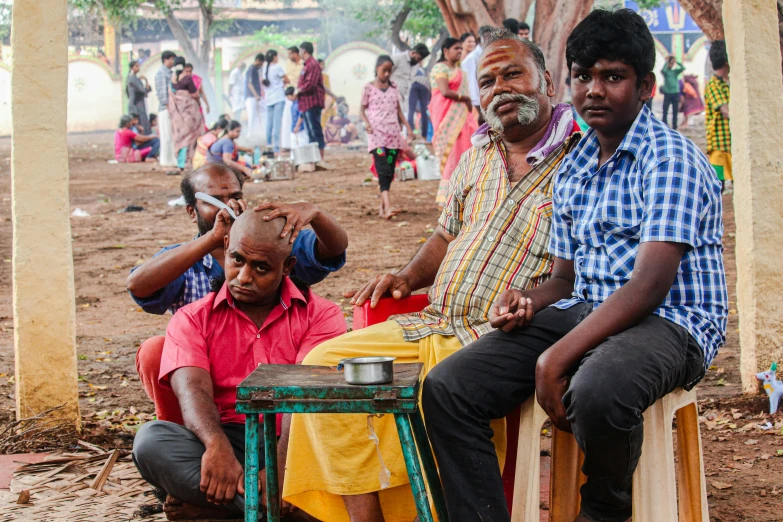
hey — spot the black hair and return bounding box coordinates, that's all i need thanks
[502,18,520,34]
[709,40,728,71]
[210,117,230,132]
[300,42,314,56]
[184,63,193,69]
[519,22,530,32]
[180,164,245,208]
[287,46,300,54]
[482,27,546,75]
[254,53,265,63]
[375,54,393,77]
[161,50,176,62]
[149,113,157,124]
[129,60,138,70]
[129,111,139,119]
[412,43,430,59]
[263,49,278,86]
[460,32,476,43]
[566,8,655,87]
[437,38,461,63]
[119,114,133,128]
[227,120,242,132]
[285,86,296,96]
[173,56,187,82]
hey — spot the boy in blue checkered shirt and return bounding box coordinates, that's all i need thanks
[423,9,728,522]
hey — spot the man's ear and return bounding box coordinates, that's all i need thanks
[186,204,197,224]
[282,256,297,277]
[223,234,230,251]
[639,72,655,103]
[544,70,555,98]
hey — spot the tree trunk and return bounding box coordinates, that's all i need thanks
[391,5,413,52]
[532,0,594,102]
[678,0,724,41]
[504,0,534,24]
[162,3,219,123]
[426,28,451,75]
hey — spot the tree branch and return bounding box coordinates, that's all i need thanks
[425,28,450,74]
[391,4,412,52]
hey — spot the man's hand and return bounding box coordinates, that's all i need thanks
[200,441,245,504]
[489,289,535,332]
[535,350,572,433]
[345,273,411,308]
[208,199,246,247]
[254,201,318,244]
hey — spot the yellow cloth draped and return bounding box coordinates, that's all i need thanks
[283,320,506,522]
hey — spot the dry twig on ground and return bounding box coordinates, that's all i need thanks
[0,405,78,454]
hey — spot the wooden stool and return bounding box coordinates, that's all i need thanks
[235,362,448,522]
[511,388,709,522]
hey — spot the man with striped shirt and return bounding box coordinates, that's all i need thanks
[283,29,580,522]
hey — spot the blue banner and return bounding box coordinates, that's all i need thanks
[624,1,701,33]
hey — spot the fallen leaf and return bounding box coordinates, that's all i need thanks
[88,383,108,390]
[712,481,732,490]
[744,439,759,445]
[16,490,30,504]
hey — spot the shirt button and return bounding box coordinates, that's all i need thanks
[507,199,515,207]
[256,334,261,339]
[465,277,474,283]
[486,236,494,242]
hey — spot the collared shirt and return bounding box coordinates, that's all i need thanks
[549,105,728,368]
[154,65,172,109]
[460,44,483,106]
[286,59,305,87]
[391,51,418,102]
[159,279,347,426]
[704,75,731,153]
[394,131,580,346]
[244,65,262,100]
[130,229,346,315]
[297,57,325,112]
[660,62,685,94]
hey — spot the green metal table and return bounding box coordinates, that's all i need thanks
[235,362,447,522]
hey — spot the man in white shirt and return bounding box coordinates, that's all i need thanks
[391,43,429,116]
[461,26,494,109]
[228,62,246,121]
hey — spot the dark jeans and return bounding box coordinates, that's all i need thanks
[303,106,325,150]
[662,92,680,129]
[422,304,705,522]
[132,421,264,516]
[408,82,431,139]
[145,137,160,159]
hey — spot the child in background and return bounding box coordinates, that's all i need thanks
[288,86,310,149]
[360,54,413,219]
[148,113,158,135]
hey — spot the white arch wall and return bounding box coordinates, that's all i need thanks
[0,66,10,136]
[324,44,383,117]
[67,60,123,133]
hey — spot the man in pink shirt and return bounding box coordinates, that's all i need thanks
[132,210,346,520]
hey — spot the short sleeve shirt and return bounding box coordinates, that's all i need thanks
[263,62,287,106]
[207,137,236,163]
[159,280,347,427]
[549,105,728,368]
[130,229,346,314]
[361,83,406,152]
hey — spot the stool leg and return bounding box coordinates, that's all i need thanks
[676,403,709,522]
[510,396,547,522]
[394,413,435,522]
[245,414,260,522]
[264,414,280,522]
[409,409,449,522]
[632,399,677,522]
[549,428,585,522]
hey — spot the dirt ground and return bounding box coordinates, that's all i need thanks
[0,124,781,520]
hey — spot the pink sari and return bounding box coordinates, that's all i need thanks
[429,63,478,205]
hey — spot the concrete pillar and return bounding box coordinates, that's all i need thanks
[723,0,783,392]
[11,0,80,427]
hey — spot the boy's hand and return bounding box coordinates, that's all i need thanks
[489,289,535,332]
[254,201,318,244]
[535,350,572,433]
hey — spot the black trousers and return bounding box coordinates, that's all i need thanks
[422,304,704,522]
[662,92,680,129]
[408,82,431,138]
[372,148,399,192]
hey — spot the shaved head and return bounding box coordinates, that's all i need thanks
[228,210,292,257]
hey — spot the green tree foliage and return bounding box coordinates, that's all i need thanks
[335,0,445,44]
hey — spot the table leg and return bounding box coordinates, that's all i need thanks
[410,409,448,522]
[395,413,434,522]
[245,414,260,522]
[264,413,280,522]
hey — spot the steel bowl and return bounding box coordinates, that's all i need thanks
[338,356,396,385]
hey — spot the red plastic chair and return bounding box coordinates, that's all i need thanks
[353,296,520,514]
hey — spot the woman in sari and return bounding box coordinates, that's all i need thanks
[184,63,210,130]
[429,37,478,205]
[169,57,205,172]
[679,74,704,128]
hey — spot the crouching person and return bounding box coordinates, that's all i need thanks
[132,210,346,520]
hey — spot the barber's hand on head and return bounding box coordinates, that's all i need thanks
[489,289,535,332]
[535,350,572,433]
[344,273,411,308]
[208,199,246,247]
[200,441,244,505]
[253,201,318,244]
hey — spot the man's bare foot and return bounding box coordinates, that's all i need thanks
[163,495,237,520]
